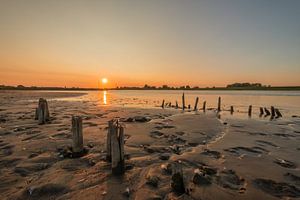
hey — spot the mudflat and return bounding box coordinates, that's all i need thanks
[0,91,299,200]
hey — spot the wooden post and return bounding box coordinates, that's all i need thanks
[264,107,271,116]
[110,120,125,175]
[35,108,39,120]
[230,106,234,114]
[161,100,165,109]
[270,106,275,117]
[71,116,83,153]
[194,97,199,111]
[203,101,206,112]
[248,105,252,117]
[171,163,185,194]
[259,107,264,116]
[175,101,178,109]
[106,120,113,161]
[275,108,282,118]
[36,98,50,125]
[217,97,221,112]
[182,93,185,111]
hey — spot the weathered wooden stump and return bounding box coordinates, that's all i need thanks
[275,108,282,118]
[271,106,275,117]
[182,93,185,111]
[259,107,264,116]
[72,116,83,154]
[107,119,125,175]
[194,97,199,111]
[230,106,234,114]
[35,98,50,124]
[106,120,113,161]
[217,97,221,112]
[161,100,165,109]
[264,107,271,116]
[248,105,252,117]
[203,101,206,112]
[171,162,185,194]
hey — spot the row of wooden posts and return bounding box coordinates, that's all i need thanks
[161,93,282,118]
[34,98,125,175]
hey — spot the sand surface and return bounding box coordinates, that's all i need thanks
[0,91,299,200]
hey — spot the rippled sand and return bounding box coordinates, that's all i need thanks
[0,91,299,200]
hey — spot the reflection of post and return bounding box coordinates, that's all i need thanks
[103,91,107,105]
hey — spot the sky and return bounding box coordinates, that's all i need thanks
[0,0,299,88]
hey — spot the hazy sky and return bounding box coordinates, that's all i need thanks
[0,0,299,88]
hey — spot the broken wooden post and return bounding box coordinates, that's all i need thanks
[110,120,125,175]
[71,116,83,153]
[203,101,206,112]
[271,106,275,117]
[248,105,252,117]
[35,108,39,120]
[182,93,185,110]
[264,107,271,116]
[230,106,234,114]
[275,108,282,118]
[217,97,221,112]
[171,162,185,194]
[35,98,50,125]
[194,97,199,111]
[161,100,165,109]
[175,101,179,109]
[106,120,113,161]
[259,107,264,116]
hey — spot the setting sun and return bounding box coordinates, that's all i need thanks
[102,78,108,84]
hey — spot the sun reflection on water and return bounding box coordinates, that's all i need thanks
[103,90,107,105]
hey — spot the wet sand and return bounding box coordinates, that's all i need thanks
[0,91,299,200]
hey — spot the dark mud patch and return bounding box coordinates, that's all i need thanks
[274,159,297,169]
[60,158,95,171]
[155,124,175,130]
[14,163,50,177]
[0,144,14,156]
[216,169,245,191]
[273,133,296,138]
[149,130,164,139]
[224,146,267,157]
[52,132,71,139]
[255,140,278,148]
[253,178,300,198]
[20,183,70,200]
[201,149,222,159]
[0,158,21,169]
[285,173,300,185]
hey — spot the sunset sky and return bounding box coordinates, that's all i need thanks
[0,0,299,88]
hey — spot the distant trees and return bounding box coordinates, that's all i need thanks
[226,82,264,88]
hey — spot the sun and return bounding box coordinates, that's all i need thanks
[102,78,108,84]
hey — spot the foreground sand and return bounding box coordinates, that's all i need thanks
[0,91,299,200]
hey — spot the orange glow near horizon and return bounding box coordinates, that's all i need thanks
[0,1,299,87]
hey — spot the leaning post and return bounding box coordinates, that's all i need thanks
[194,97,199,111]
